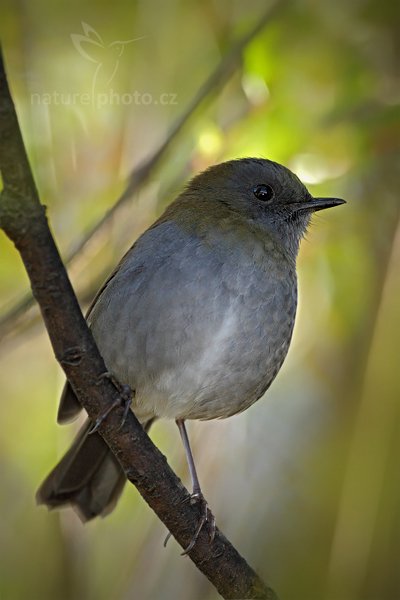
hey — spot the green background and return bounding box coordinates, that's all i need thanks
[1,1,399,598]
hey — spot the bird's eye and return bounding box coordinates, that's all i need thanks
[253,184,274,202]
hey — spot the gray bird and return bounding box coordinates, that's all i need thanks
[37,158,345,534]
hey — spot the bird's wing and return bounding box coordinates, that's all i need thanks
[56,217,186,423]
[57,243,139,423]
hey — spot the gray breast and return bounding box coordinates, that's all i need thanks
[89,220,297,422]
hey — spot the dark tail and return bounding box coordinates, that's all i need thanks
[37,419,154,521]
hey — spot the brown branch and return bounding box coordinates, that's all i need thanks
[0,47,279,600]
[0,0,285,340]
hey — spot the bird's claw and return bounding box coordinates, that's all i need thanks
[163,492,216,552]
[88,372,132,434]
[181,492,216,555]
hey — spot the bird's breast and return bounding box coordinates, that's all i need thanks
[91,221,298,422]
[135,249,298,421]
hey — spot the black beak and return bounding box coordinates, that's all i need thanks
[293,197,346,212]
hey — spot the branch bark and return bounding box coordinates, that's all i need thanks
[0,47,278,599]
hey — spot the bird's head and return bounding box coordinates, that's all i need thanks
[179,158,345,258]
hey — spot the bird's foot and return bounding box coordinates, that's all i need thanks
[181,491,216,555]
[162,492,216,552]
[88,372,132,434]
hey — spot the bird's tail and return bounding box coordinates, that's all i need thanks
[36,418,153,521]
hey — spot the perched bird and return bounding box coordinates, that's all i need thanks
[37,158,345,535]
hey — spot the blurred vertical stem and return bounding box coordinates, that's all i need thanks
[326,198,400,599]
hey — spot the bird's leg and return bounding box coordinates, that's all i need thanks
[88,372,132,434]
[176,419,216,554]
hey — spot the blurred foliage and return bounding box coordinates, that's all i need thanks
[0,0,399,599]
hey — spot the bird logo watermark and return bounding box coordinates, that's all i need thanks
[30,23,178,108]
[71,22,144,91]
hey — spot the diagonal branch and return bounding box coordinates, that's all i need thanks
[0,46,278,600]
[0,0,285,340]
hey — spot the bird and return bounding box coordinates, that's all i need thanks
[37,157,345,541]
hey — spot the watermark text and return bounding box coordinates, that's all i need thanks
[30,90,178,108]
